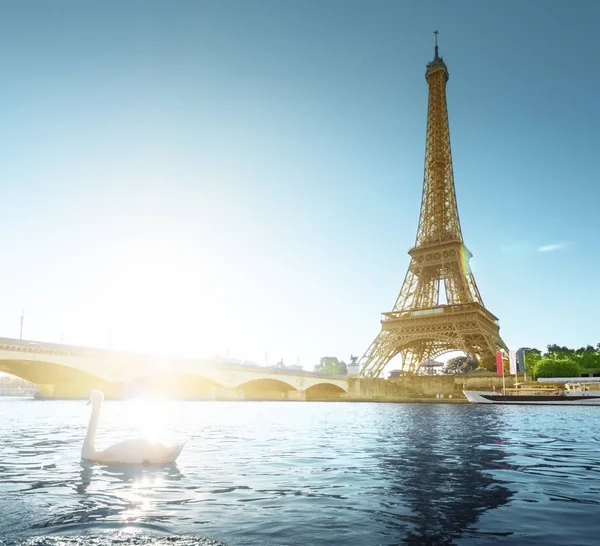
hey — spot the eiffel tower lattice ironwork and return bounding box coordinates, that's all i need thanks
[360,34,507,377]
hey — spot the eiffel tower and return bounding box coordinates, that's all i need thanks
[360,34,507,377]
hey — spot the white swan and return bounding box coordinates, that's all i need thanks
[82,389,186,465]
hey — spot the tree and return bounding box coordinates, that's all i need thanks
[523,349,542,377]
[514,345,600,377]
[572,346,600,369]
[542,344,600,371]
[443,355,479,374]
[546,344,572,356]
[534,357,581,379]
[314,356,346,375]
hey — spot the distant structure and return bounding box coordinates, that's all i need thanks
[346,355,360,377]
[360,33,507,377]
[269,359,303,373]
[419,360,445,375]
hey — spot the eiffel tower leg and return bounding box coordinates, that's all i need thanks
[403,350,424,374]
[407,341,452,374]
[480,332,508,370]
[359,330,401,378]
[361,334,442,376]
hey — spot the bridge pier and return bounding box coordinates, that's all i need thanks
[286,390,306,401]
[34,382,124,400]
[347,378,361,398]
[36,384,54,399]
[213,386,244,401]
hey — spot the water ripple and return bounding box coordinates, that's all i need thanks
[1,399,600,544]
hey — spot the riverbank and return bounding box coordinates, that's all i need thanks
[313,396,468,404]
[25,394,469,403]
[352,373,518,401]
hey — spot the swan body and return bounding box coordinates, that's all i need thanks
[82,390,186,465]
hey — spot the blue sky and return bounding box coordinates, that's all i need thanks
[0,0,598,370]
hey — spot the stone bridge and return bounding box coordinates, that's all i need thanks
[0,337,352,400]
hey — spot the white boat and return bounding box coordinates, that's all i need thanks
[464,381,600,405]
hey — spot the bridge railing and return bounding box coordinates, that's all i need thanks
[0,337,349,380]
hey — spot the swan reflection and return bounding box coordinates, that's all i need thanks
[77,459,184,494]
[76,460,94,494]
[72,459,185,530]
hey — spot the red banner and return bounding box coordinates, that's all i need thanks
[495,351,504,374]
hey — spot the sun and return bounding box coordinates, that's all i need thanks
[97,236,225,357]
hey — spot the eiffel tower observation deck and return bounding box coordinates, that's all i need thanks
[360,33,507,377]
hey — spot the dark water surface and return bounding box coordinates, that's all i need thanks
[1,399,599,545]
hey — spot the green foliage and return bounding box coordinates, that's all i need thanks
[519,344,600,377]
[534,357,582,379]
[478,354,497,372]
[314,356,347,376]
[572,346,600,369]
[443,355,479,374]
[545,344,600,369]
[524,349,542,377]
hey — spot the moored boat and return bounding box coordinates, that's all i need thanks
[464,381,600,405]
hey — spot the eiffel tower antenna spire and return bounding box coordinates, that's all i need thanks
[359,40,507,377]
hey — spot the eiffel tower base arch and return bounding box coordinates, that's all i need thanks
[360,303,506,377]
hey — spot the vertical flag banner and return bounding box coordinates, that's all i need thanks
[495,351,503,374]
[509,350,517,374]
[516,348,526,373]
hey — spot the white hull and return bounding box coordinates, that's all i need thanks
[464,390,600,405]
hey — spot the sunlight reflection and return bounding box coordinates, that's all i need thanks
[126,398,170,442]
[121,508,142,522]
[132,476,163,490]
[120,485,156,521]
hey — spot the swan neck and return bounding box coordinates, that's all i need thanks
[83,400,101,459]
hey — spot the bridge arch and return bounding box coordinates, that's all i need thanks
[0,359,121,399]
[237,378,298,400]
[130,372,224,400]
[305,382,347,400]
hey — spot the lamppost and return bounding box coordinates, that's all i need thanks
[19,310,25,340]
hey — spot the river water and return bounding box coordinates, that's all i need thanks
[0,398,599,545]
